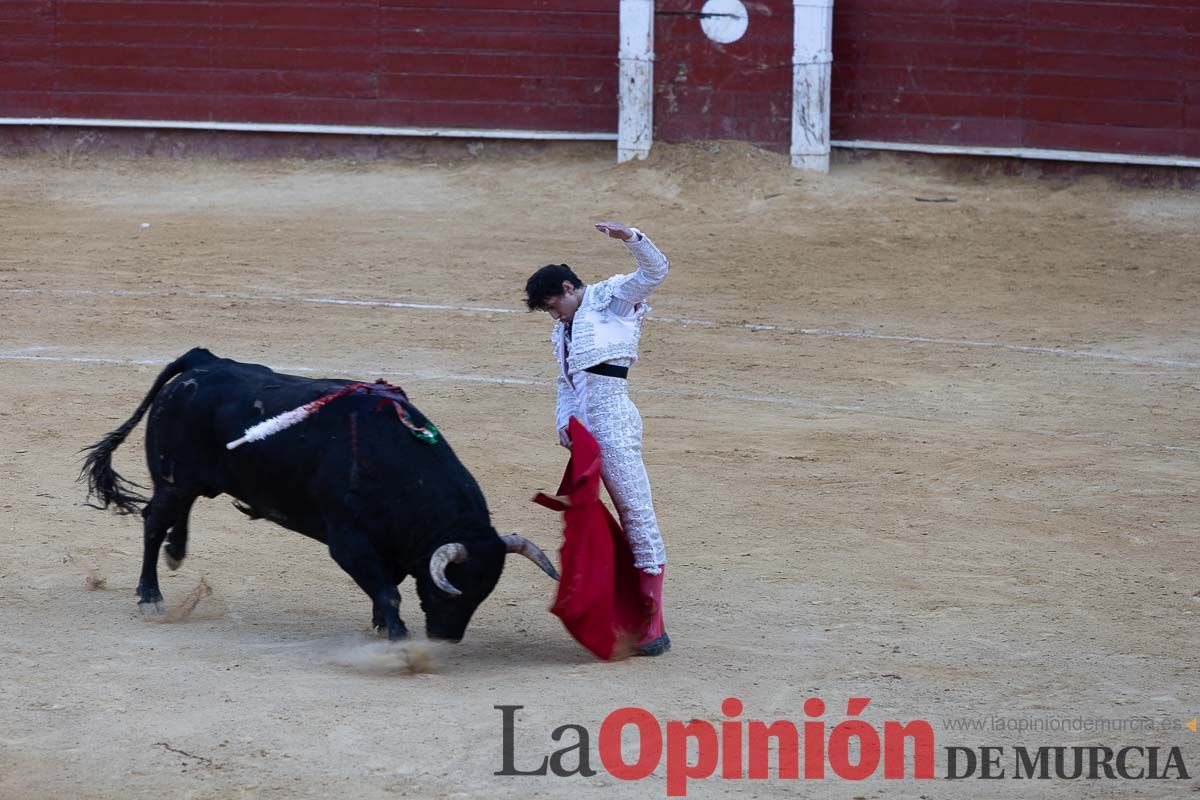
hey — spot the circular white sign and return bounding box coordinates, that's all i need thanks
[701,0,749,44]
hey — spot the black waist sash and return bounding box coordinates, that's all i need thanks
[584,362,629,379]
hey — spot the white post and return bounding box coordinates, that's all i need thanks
[792,0,833,172]
[618,0,654,162]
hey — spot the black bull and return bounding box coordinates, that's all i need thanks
[81,347,558,641]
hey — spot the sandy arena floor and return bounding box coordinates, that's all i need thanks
[0,143,1198,799]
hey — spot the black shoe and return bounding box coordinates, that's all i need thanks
[636,632,671,657]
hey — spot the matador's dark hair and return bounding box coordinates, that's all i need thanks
[524,263,583,311]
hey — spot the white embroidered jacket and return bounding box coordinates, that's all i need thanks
[552,229,670,430]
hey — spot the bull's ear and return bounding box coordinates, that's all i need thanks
[501,535,560,581]
[429,543,468,595]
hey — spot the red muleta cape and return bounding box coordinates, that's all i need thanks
[533,417,643,660]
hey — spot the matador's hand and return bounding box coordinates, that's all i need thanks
[594,221,635,241]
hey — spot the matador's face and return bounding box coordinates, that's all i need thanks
[543,281,585,324]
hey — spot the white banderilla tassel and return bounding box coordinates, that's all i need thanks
[226,406,313,450]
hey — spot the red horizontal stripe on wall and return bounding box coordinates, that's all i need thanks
[54,44,380,72]
[378,29,615,56]
[50,92,378,124]
[1187,82,1200,115]
[0,0,53,19]
[0,90,57,116]
[832,65,1027,96]
[0,65,55,92]
[1024,50,1183,81]
[1028,1,1192,34]
[380,8,617,33]
[0,40,56,65]
[379,51,616,79]
[378,74,615,106]
[1024,96,1183,128]
[833,113,1025,147]
[2,16,55,39]
[834,0,1027,23]
[56,1,380,28]
[380,0,615,10]
[52,66,377,99]
[1027,27,1189,59]
[834,40,1027,71]
[834,15,1026,46]
[1026,74,1181,103]
[56,22,380,49]
[1024,121,1183,154]
[1180,130,1200,157]
[375,98,614,130]
[834,89,1022,119]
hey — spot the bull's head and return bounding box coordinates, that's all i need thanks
[418,535,559,642]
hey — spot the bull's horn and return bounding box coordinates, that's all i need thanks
[429,543,468,596]
[502,535,560,581]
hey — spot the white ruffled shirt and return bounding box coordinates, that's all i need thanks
[553,229,670,431]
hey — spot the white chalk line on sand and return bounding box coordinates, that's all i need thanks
[2,350,1198,456]
[4,287,1198,370]
[0,352,546,387]
[0,352,839,410]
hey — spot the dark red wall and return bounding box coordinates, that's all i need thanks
[2,1,1197,159]
[653,0,793,151]
[832,0,1200,158]
[0,0,619,133]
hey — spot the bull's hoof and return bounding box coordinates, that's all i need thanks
[386,625,410,642]
[139,599,166,619]
[373,623,409,639]
[636,633,671,657]
[372,625,405,639]
[163,543,185,571]
[427,635,462,644]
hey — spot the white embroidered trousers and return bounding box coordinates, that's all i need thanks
[573,366,666,573]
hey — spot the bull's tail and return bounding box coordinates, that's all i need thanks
[80,347,217,515]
